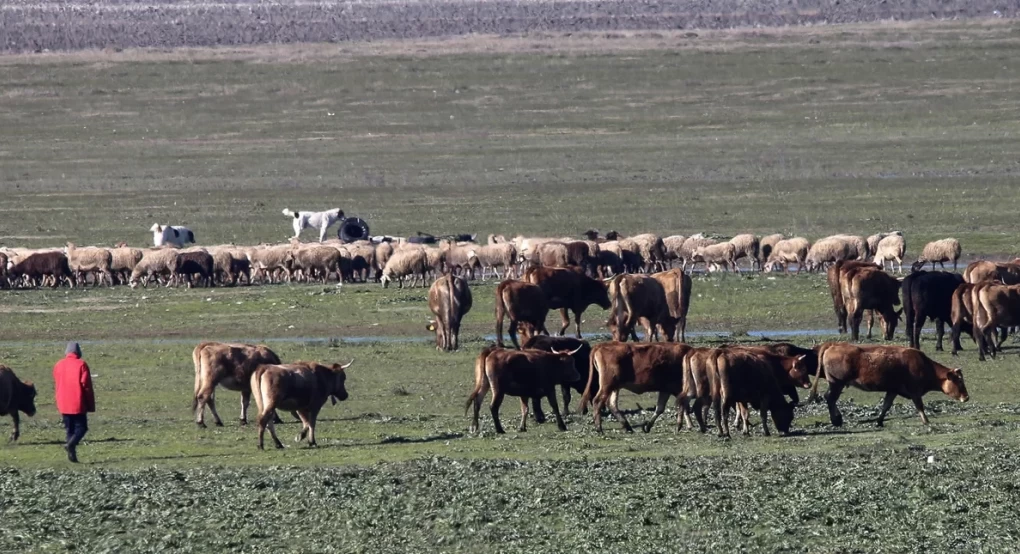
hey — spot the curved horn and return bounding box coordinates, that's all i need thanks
[553,346,583,356]
[340,358,355,370]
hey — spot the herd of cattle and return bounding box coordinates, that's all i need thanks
[0,229,964,290]
[4,225,1020,451]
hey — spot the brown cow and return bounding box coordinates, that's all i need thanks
[709,348,806,437]
[580,342,691,433]
[950,281,1006,356]
[840,264,901,341]
[523,266,610,338]
[192,341,282,427]
[606,273,675,342]
[494,279,550,349]
[973,283,1020,361]
[427,274,473,351]
[650,268,692,342]
[466,346,582,434]
[250,359,354,449]
[813,343,967,427]
[521,335,592,418]
[827,260,879,334]
[963,260,1020,285]
[0,365,37,442]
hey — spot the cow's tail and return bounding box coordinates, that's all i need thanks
[192,345,205,411]
[494,283,509,346]
[446,274,456,346]
[251,367,268,418]
[608,275,625,333]
[806,344,829,403]
[579,347,599,415]
[618,275,637,333]
[464,350,488,415]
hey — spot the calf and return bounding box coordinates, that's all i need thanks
[427,274,473,351]
[901,270,965,351]
[466,347,581,434]
[580,341,691,433]
[251,359,354,449]
[840,264,901,341]
[193,341,282,427]
[813,342,967,427]
[524,267,610,338]
[606,273,675,342]
[709,348,805,437]
[494,279,550,349]
[521,335,592,418]
[0,365,37,442]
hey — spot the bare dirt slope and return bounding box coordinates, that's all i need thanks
[1,0,1014,53]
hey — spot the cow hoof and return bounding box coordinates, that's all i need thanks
[557,425,567,432]
[875,421,885,428]
[274,442,284,450]
[239,420,248,426]
[641,423,653,433]
[214,421,224,428]
[257,445,264,451]
[196,422,207,429]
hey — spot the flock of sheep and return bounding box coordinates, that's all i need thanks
[0,223,964,290]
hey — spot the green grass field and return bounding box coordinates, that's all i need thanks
[3,19,1020,552]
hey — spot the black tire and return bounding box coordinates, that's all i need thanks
[338,217,370,243]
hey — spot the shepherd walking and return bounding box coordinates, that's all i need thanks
[53,342,95,463]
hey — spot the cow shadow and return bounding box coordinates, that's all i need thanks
[361,432,464,447]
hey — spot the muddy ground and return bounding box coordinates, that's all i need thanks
[1,0,1014,53]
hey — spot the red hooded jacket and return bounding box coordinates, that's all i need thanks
[53,353,95,415]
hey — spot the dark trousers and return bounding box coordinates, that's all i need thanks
[62,414,88,448]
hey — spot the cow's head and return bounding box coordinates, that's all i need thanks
[941,367,968,402]
[329,359,354,402]
[788,355,812,389]
[770,399,794,434]
[585,275,612,309]
[18,380,37,417]
[550,346,583,384]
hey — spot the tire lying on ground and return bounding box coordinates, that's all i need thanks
[339,218,370,243]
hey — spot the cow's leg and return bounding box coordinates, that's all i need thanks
[531,396,547,424]
[469,380,489,434]
[546,392,568,431]
[875,391,897,427]
[642,391,670,433]
[911,395,930,425]
[865,310,875,340]
[508,319,521,350]
[296,412,311,442]
[557,308,570,336]
[592,390,607,433]
[240,389,251,425]
[758,403,771,436]
[825,382,846,427]
[714,397,728,438]
[935,320,946,352]
[573,310,584,339]
[849,309,863,342]
[692,398,709,433]
[8,413,19,442]
[607,390,633,433]
[205,392,224,427]
[489,390,506,434]
[518,398,530,432]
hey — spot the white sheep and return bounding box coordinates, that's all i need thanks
[380,247,429,288]
[129,248,180,288]
[764,237,810,274]
[914,238,962,271]
[679,236,717,271]
[805,237,851,271]
[872,234,907,273]
[150,224,195,248]
[472,242,518,280]
[728,234,760,271]
[759,234,784,267]
[691,242,738,272]
[64,242,113,286]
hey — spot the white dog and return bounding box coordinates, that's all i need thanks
[282,208,344,242]
[150,223,195,247]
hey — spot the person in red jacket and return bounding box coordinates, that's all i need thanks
[53,342,95,463]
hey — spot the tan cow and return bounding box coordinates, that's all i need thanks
[192,341,282,427]
[251,360,354,449]
[427,274,473,351]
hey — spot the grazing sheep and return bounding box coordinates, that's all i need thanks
[246,245,293,284]
[64,242,113,286]
[759,234,784,267]
[380,247,429,288]
[108,246,144,285]
[129,248,180,288]
[441,240,481,279]
[287,244,341,284]
[487,234,508,245]
[679,235,718,271]
[473,242,518,280]
[8,252,72,288]
[825,234,869,261]
[344,241,377,282]
[662,235,686,268]
[913,238,962,271]
[374,241,394,282]
[533,241,569,268]
[422,247,445,280]
[728,234,760,271]
[764,237,810,274]
[173,250,214,288]
[873,234,907,273]
[630,233,667,272]
[150,224,195,248]
[691,242,738,272]
[805,237,852,271]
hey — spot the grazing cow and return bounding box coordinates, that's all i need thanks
[466,347,582,434]
[427,274,473,352]
[813,343,968,426]
[251,359,354,449]
[494,280,550,349]
[580,342,692,433]
[707,348,806,437]
[521,335,592,418]
[840,264,902,341]
[827,260,879,334]
[728,344,816,404]
[901,270,965,351]
[650,268,692,342]
[192,342,282,427]
[606,273,675,342]
[0,365,37,442]
[973,283,1020,361]
[523,267,610,338]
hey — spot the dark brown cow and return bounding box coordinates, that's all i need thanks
[494,279,550,349]
[427,274,473,351]
[192,341,282,427]
[0,365,37,442]
[580,341,691,433]
[827,260,879,334]
[901,270,965,352]
[813,343,967,427]
[523,266,610,338]
[521,335,592,418]
[650,268,692,342]
[606,273,675,342]
[973,283,1020,361]
[840,264,901,341]
[708,348,806,437]
[466,347,581,434]
[9,251,72,288]
[250,359,354,449]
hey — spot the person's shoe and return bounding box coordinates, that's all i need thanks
[66,445,78,463]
